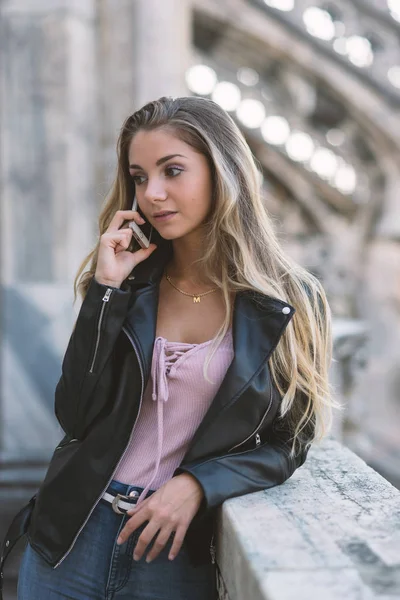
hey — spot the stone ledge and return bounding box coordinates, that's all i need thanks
[215,438,400,600]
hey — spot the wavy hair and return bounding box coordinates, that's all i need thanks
[74,96,338,456]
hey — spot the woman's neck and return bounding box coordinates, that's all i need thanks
[167,233,214,287]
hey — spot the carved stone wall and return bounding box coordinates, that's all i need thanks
[0,0,399,502]
[191,0,400,486]
[1,1,400,596]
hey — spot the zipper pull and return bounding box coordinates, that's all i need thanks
[255,433,261,446]
[210,534,216,564]
[102,288,113,302]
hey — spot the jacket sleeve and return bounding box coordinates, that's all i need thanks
[175,408,312,520]
[54,276,132,439]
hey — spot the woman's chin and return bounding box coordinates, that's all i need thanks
[153,225,187,241]
[151,220,202,241]
[158,232,184,241]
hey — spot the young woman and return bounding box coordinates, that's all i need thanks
[3,96,334,600]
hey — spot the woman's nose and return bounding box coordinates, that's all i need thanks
[144,179,168,202]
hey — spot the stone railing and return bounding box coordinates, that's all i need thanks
[214,438,400,599]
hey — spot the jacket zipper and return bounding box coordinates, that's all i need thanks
[53,326,145,569]
[210,533,216,564]
[226,378,273,453]
[55,438,79,451]
[188,443,267,479]
[89,288,113,374]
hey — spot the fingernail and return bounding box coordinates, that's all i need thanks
[117,537,122,545]
[146,557,152,563]
[169,554,175,561]
[133,553,140,561]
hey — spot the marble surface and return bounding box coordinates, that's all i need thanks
[216,438,400,600]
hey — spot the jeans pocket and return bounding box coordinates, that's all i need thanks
[105,516,138,594]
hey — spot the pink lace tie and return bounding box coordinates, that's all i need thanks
[135,337,189,505]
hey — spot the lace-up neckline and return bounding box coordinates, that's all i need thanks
[135,330,232,504]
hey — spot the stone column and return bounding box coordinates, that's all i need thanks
[97,0,138,189]
[0,0,98,460]
[133,0,192,109]
[0,0,98,287]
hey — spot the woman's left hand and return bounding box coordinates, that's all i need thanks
[116,473,204,563]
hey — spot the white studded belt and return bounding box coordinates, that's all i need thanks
[101,490,139,515]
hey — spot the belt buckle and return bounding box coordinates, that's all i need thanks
[111,492,138,515]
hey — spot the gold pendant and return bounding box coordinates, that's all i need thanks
[193,296,201,303]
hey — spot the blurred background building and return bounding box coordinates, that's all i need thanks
[1,0,400,555]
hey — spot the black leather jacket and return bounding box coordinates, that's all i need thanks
[0,240,311,594]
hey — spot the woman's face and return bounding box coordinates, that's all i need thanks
[128,128,213,240]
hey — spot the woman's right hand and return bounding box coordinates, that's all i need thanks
[94,210,157,289]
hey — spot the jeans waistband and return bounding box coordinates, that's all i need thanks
[105,479,156,500]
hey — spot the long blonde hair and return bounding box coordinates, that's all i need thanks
[74,96,337,457]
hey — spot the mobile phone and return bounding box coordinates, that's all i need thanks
[129,197,152,249]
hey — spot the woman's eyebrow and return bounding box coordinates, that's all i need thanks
[129,154,187,170]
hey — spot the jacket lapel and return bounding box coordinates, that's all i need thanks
[122,242,295,451]
[122,243,169,376]
[183,289,295,456]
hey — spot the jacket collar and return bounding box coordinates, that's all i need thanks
[126,238,293,313]
[126,237,173,288]
[123,240,295,446]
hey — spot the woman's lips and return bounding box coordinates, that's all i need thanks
[153,212,177,222]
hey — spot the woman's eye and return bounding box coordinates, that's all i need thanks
[165,166,183,178]
[131,167,182,185]
[132,175,146,185]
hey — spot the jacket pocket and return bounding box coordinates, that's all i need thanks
[43,439,83,487]
[227,377,274,453]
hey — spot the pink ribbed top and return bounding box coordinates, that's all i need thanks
[114,328,234,505]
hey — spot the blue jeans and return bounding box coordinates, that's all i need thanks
[17,479,217,599]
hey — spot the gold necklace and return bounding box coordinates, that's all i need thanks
[165,270,219,303]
